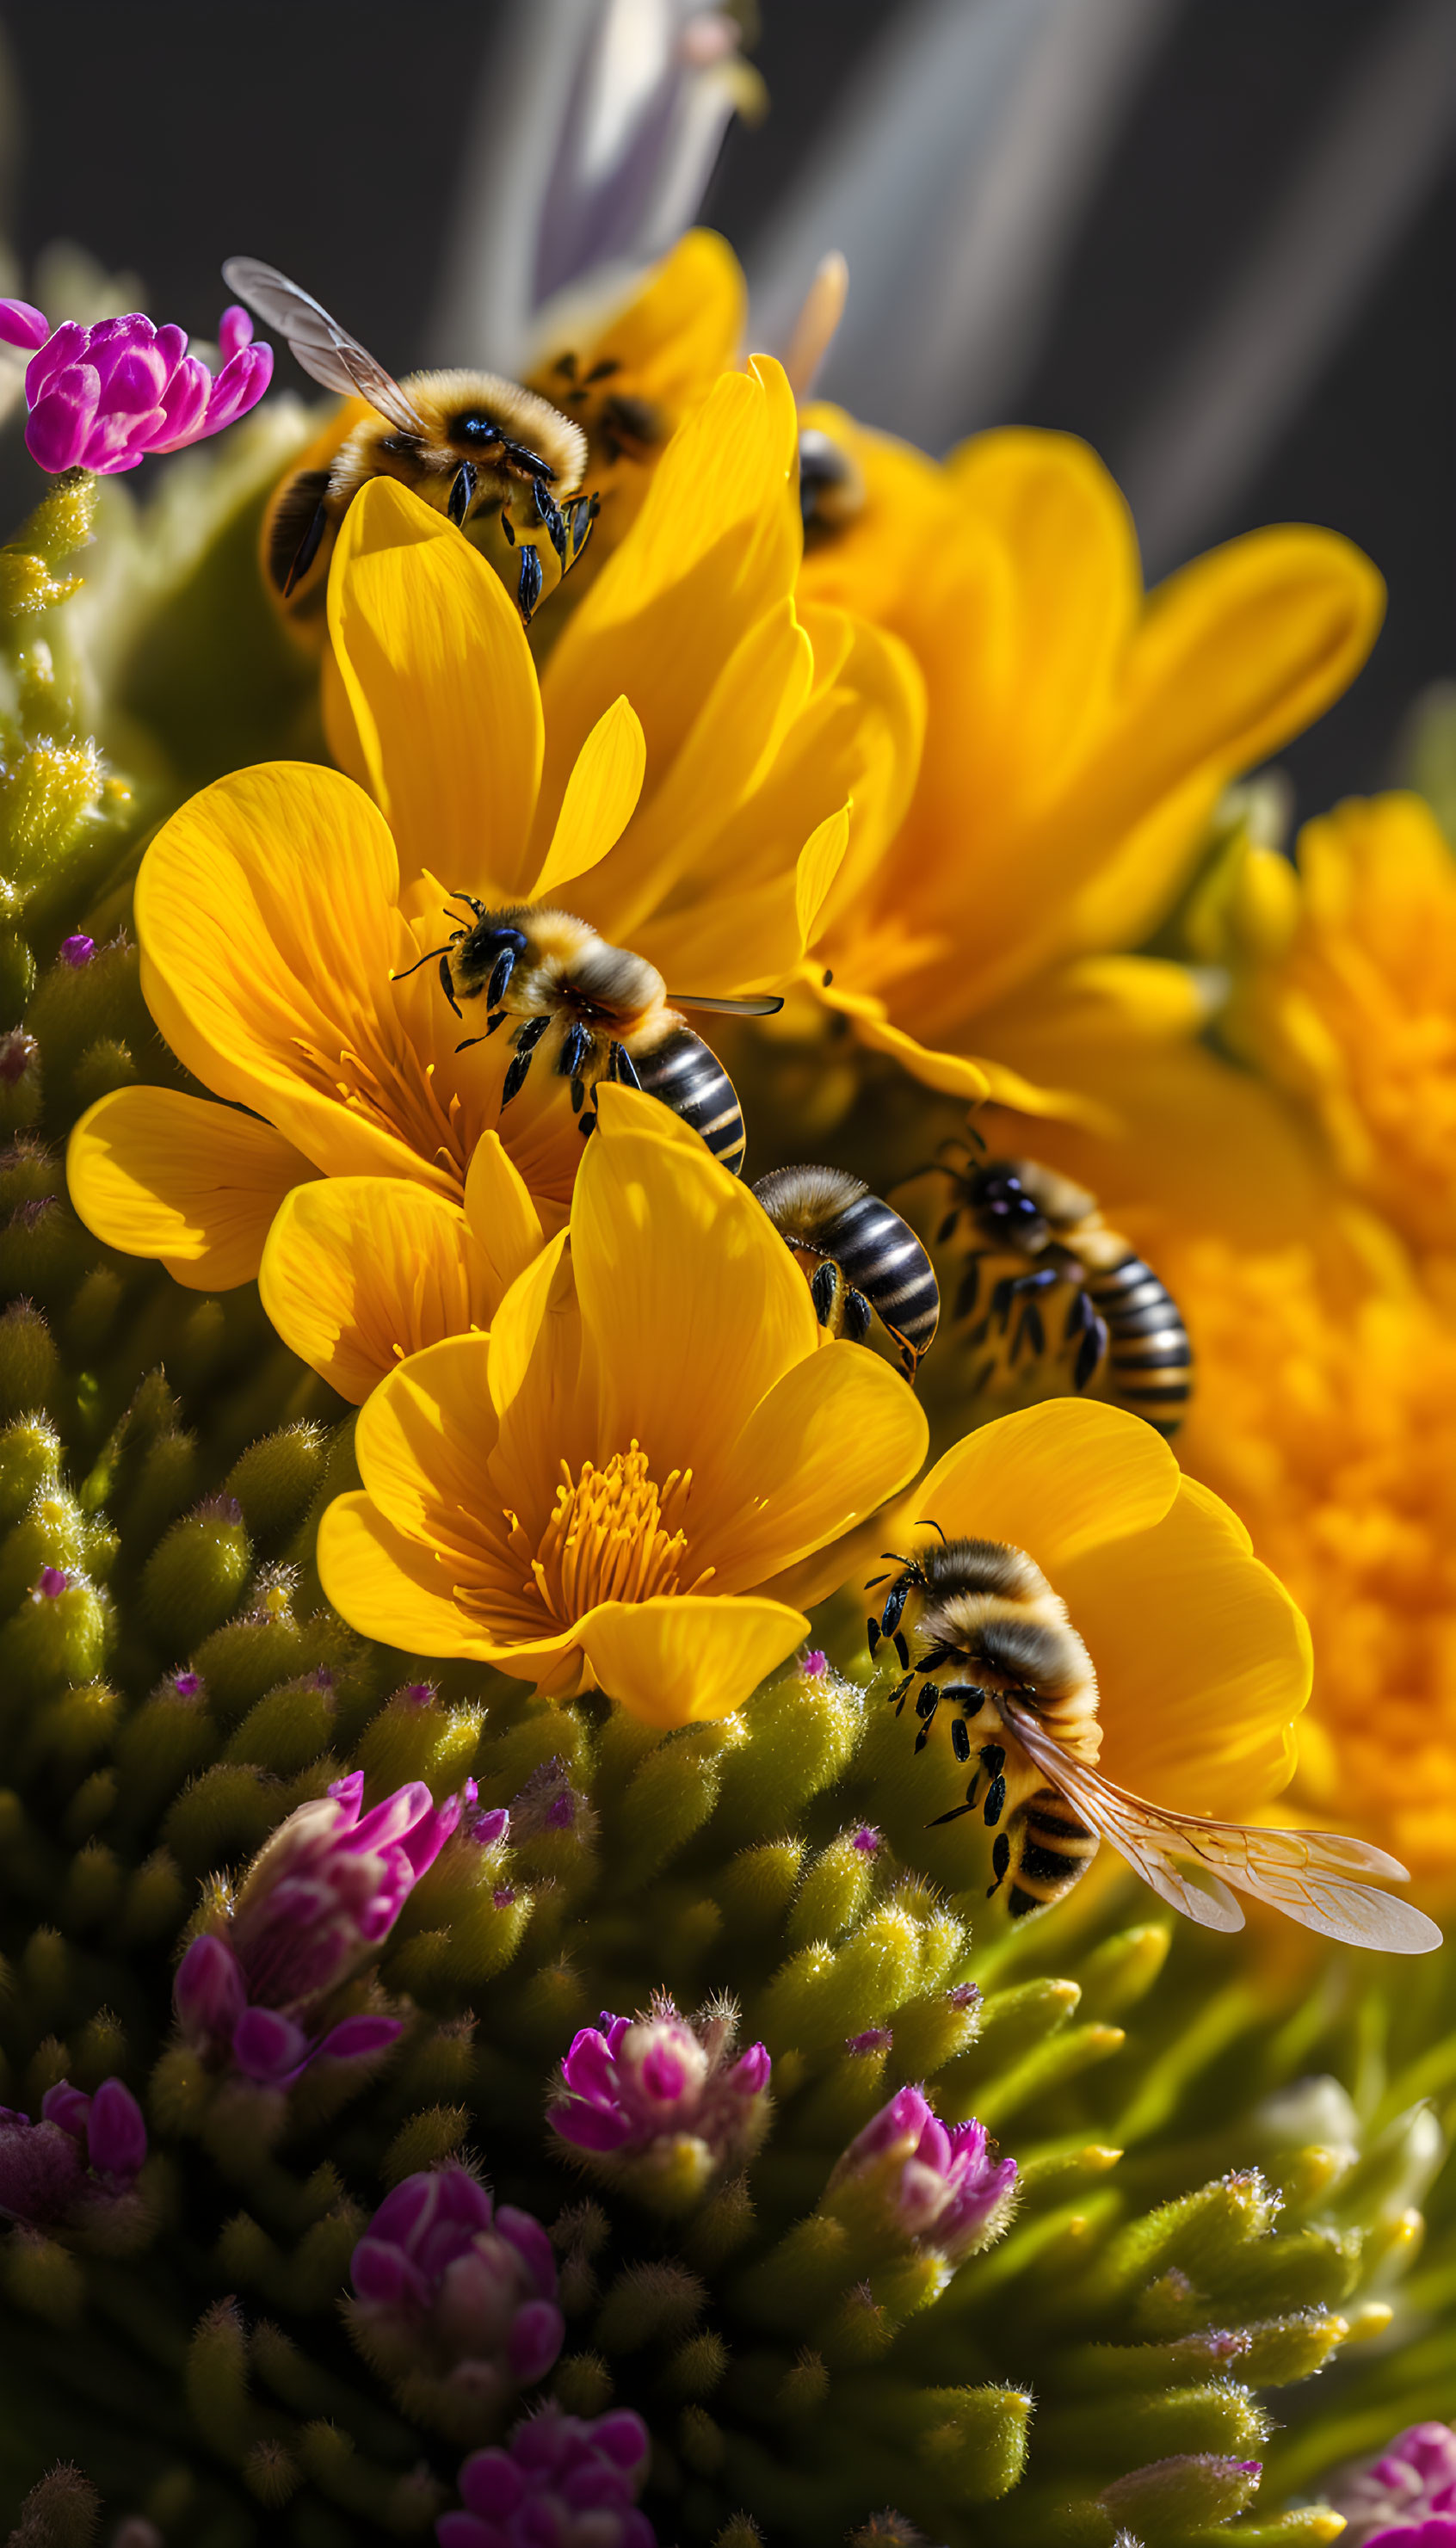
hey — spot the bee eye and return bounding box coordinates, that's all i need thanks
[452,412,500,447]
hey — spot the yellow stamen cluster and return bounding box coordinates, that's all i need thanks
[510,1444,707,1624]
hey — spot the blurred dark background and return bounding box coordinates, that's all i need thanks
[0,0,1451,824]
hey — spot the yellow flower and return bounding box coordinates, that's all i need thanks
[68,358,920,1296]
[1228,792,1456,1284]
[316,1090,929,1725]
[796,408,1385,1114]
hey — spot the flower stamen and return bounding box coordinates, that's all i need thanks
[509,1441,713,1624]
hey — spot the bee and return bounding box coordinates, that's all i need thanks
[797,426,866,544]
[938,1144,1193,1439]
[221,259,598,627]
[540,347,668,470]
[394,899,781,1172]
[752,1165,939,1378]
[867,1532,1437,1949]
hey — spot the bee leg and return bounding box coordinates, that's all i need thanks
[979,1743,1008,1826]
[879,1578,910,1641]
[516,544,545,625]
[937,1208,963,1248]
[867,1617,881,1657]
[282,496,330,598]
[912,1684,941,1753]
[887,1674,913,1716]
[558,1021,593,1083]
[842,1286,873,1345]
[946,1687,986,1750]
[565,493,600,571]
[810,1262,841,1329]
[985,1831,1012,1898]
[484,1010,508,1036]
[893,1630,910,1672]
[487,946,520,1009]
[578,1109,597,1138]
[501,509,515,546]
[930,1774,980,1828]
[447,461,478,528]
[439,952,462,1018]
[534,478,568,561]
[501,1014,550,1107]
[611,1041,643,1090]
[989,1272,1016,1332]
[1067,1293,1108,1391]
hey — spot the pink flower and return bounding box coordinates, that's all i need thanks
[827,2085,1017,2263]
[0,2076,146,2228]
[349,2168,564,2412]
[1326,2424,1456,2545]
[173,1774,466,2086]
[439,2408,654,2548]
[0,299,272,476]
[550,1997,771,2199]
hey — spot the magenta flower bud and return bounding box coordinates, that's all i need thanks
[59,934,95,967]
[174,1931,248,2051]
[10,302,272,476]
[1325,2422,1456,2545]
[0,299,50,352]
[349,2168,564,2419]
[40,2082,92,2140]
[852,1825,881,1854]
[846,2027,893,2057]
[83,2080,147,2184]
[440,2407,654,2548]
[828,2085,1017,2263]
[0,1029,38,1085]
[0,2075,145,2224]
[0,2111,85,2224]
[801,1649,828,1677]
[36,1567,68,1599]
[230,1777,462,2012]
[550,1997,771,2206]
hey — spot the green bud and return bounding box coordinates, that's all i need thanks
[163,1762,286,1877]
[16,1672,119,1783]
[678,2403,727,2474]
[1037,2380,1269,2471]
[120,1847,189,1943]
[595,2260,706,2354]
[965,2021,1126,2134]
[279,2203,367,2312]
[1086,2449,1262,2543]
[13,469,98,569]
[25,935,145,1101]
[0,1414,62,1521]
[686,2175,756,2274]
[553,2352,615,2415]
[662,2331,731,2402]
[0,1484,90,1614]
[0,1303,60,1422]
[225,1423,329,1545]
[0,1567,110,1694]
[139,1497,253,1654]
[4,2226,84,2327]
[224,1674,336,1777]
[244,2442,303,2509]
[1212,2223,1363,2317]
[70,1034,139,1110]
[59,1835,124,1929]
[61,1764,118,1842]
[0,1138,60,1212]
[355,1684,484,1798]
[716,1842,806,1938]
[714,1662,864,1844]
[611,1721,745,1890]
[184,2298,254,2460]
[711,2519,763,2548]
[887,1989,983,2082]
[71,2006,127,2088]
[388,1855,532,1998]
[756,1905,928,2058]
[787,1831,879,1950]
[0,929,36,1020]
[774,2351,830,2419]
[1083,2173,1282,2318]
[382,2107,471,2184]
[6,2465,101,2548]
[114,1683,219,1831]
[0,1029,42,1133]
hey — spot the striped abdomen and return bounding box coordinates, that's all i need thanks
[1086,1251,1193,1439]
[1008,1786,1100,1918]
[822,1189,941,1368]
[629,1027,746,1175]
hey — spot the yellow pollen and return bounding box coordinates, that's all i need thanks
[509,1441,713,1625]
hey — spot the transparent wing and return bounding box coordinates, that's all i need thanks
[1005,1702,1441,1953]
[669,993,786,1017]
[221,258,427,435]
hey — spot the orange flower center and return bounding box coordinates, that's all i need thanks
[509,1443,713,1625]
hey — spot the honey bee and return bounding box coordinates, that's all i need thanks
[939,1143,1193,1439]
[797,426,866,544]
[867,1532,1437,1949]
[395,899,780,1172]
[222,259,598,626]
[752,1166,939,1377]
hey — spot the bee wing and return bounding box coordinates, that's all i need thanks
[1004,1702,1441,1953]
[669,993,786,1017]
[221,258,428,435]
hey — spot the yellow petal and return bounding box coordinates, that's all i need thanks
[259,1177,498,1404]
[329,476,543,898]
[576,1594,807,1728]
[1056,1474,1311,1815]
[354,1331,500,1551]
[542,229,745,424]
[644,805,848,1003]
[318,1490,510,1660]
[702,1340,928,1589]
[529,694,646,901]
[538,358,800,836]
[133,761,443,1185]
[464,1131,546,1293]
[572,1087,818,1466]
[811,970,990,1105]
[910,1400,1181,1577]
[67,1088,312,1288]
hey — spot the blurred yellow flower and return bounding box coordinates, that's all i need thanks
[318,1091,929,1725]
[796,410,1385,1115]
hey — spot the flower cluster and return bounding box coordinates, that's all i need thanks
[0,2078,146,2233]
[825,2085,1017,2263]
[550,1997,772,2206]
[0,299,272,472]
[349,2167,564,2431]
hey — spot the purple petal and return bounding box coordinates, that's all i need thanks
[402,1787,463,1877]
[731,2043,772,2095]
[218,304,253,361]
[550,2101,635,2153]
[350,1780,435,1854]
[459,2451,527,2516]
[85,2079,147,2181]
[327,1769,366,1817]
[351,2236,429,2311]
[0,298,49,351]
[314,2014,403,2064]
[435,2519,496,2548]
[508,2297,565,2383]
[153,322,187,388]
[232,2005,309,2082]
[495,2205,558,2297]
[561,2030,617,2103]
[100,344,169,414]
[591,2410,651,2475]
[151,356,209,448]
[175,1933,247,2042]
[26,365,101,472]
[60,935,95,968]
[81,407,168,472]
[639,2042,689,2101]
[26,320,85,404]
[200,342,273,433]
[40,2082,91,2140]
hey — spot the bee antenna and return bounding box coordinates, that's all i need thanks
[917,1519,947,1543]
[392,944,453,982]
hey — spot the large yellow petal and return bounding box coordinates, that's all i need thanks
[537,359,800,835]
[259,1177,497,1404]
[528,694,646,901]
[1055,1474,1311,1815]
[318,1491,520,1661]
[811,972,990,1105]
[354,1331,501,1557]
[576,1594,807,1728]
[701,1342,928,1589]
[463,1132,547,1293]
[643,806,849,1003]
[571,1088,818,1470]
[329,477,543,898]
[908,1400,1181,1577]
[133,762,447,1187]
[67,1088,312,1289]
[540,230,745,425]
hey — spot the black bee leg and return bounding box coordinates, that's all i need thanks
[912,1683,941,1753]
[534,478,568,561]
[577,1109,597,1138]
[893,1631,910,1672]
[558,1021,594,1083]
[867,1617,881,1657]
[930,1774,981,1828]
[946,1688,986,1764]
[986,1831,1012,1899]
[810,1262,840,1329]
[879,1579,910,1641]
[937,1207,963,1248]
[887,1675,913,1717]
[501,1014,550,1107]
[565,493,600,571]
[979,1743,1008,1827]
[611,1042,642,1090]
[516,545,545,625]
[487,946,519,1009]
[842,1287,873,1345]
[447,461,478,527]
[501,509,515,546]
[282,497,330,598]
[1067,1292,1109,1391]
[439,952,462,1018]
[485,1010,508,1036]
